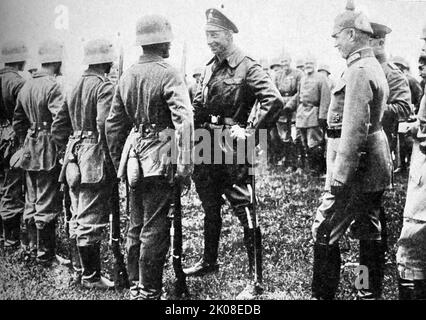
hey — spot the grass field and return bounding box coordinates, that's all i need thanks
[0,166,408,300]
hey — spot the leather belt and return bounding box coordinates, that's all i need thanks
[73,130,98,139]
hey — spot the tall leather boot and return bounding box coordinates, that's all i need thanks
[36,221,56,265]
[184,206,221,276]
[295,142,306,171]
[3,216,21,252]
[69,238,82,285]
[25,220,37,260]
[358,240,384,300]
[312,242,341,300]
[236,227,263,300]
[79,243,114,290]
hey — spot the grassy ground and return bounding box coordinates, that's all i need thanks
[0,166,408,300]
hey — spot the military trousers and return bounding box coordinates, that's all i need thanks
[24,166,62,229]
[295,126,323,150]
[313,189,384,246]
[126,176,173,298]
[193,163,254,264]
[0,166,25,222]
[68,179,111,247]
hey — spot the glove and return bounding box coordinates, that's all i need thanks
[230,125,247,140]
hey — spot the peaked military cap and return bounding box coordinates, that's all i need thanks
[205,8,238,33]
[332,0,373,37]
[370,22,392,39]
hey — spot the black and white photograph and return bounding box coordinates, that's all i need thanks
[1,0,426,309]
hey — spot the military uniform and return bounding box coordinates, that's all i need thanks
[376,53,412,166]
[106,15,193,300]
[285,70,330,173]
[62,65,116,287]
[13,40,72,264]
[0,67,26,248]
[312,47,391,300]
[187,9,282,299]
[271,67,302,166]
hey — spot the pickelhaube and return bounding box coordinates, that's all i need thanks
[0,40,29,64]
[331,0,373,37]
[135,15,173,46]
[38,39,64,64]
[83,39,116,65]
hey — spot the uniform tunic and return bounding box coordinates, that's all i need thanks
[13,71,72,228]
[192,47,282,224]
[63,70,115,246]
[313,48,391,245]
[0,67,25,222]
[105,53,193,298]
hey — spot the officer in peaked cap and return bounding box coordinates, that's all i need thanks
[13,39,72,266]
[204,8,239,33]
[369,20,412,253]
[311,0,392,300]
[60,38,117,290]
[295,58,305,72]
[0,40,28,252]
[185,7,283,300]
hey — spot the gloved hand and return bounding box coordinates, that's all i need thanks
[230,124,247,140]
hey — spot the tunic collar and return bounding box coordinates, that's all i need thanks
[138,54,164,64]
[206,47,245,69]
[346,47,375,67]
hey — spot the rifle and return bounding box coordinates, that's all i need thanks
[109,180,130,290]
[168,177,189,298]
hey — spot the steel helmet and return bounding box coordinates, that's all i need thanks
[135,15,173,46]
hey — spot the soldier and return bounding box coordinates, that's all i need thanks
[392,56,423,114]
[269,57,283,73]
[60,39,116,289]
[273,54,303,169]
[13,39,72,265]
[105,15,194,300]
[396,24,426,300]
[369,22,412,168]
[0,41,28,252]
[392,56,423,173]
[311,2,391,300]
[189,67,202,103]
[369,22,412,254]
[295,58,305,73]
[284,55,330,175]
[183,8,282,299]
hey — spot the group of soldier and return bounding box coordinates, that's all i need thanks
[1,0,426,300]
